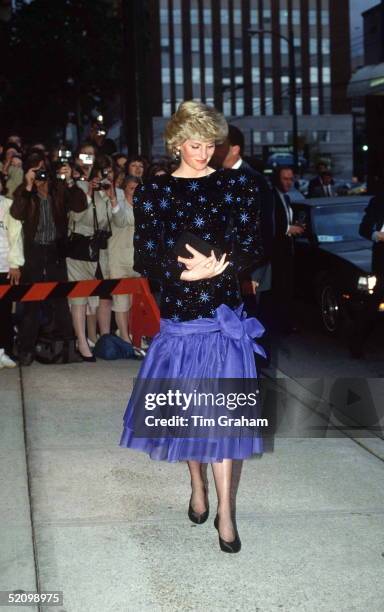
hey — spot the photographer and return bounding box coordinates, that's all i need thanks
[88,119,116,156]
[11,151,88,366]
[74,142,96,182]
[66,155,128,361]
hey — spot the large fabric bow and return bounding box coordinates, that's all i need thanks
[161,303,266,358]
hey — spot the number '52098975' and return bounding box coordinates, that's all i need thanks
[7,591,61,604]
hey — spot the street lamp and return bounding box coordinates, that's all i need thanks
[248,27,299,170]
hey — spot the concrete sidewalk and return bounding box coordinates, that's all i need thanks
[1,360,384,612]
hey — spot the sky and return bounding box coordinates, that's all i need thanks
[350,0,380,56]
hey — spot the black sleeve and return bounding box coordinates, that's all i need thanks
[133,182,184,283]
[228,176,264,273]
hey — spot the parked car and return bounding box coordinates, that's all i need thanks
[348,182,367,196]
[266,152,308,170]
[290,195,379,334]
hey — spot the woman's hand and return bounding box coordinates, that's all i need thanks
[180,250,229,281]
[57,164,72,182]
[7,268,21,285]
[105,182,117,207]
[25,167,37,191]
[88,177,100,197]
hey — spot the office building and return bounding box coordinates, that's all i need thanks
[149,0,352,174]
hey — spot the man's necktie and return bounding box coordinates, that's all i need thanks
[284,194,292,225]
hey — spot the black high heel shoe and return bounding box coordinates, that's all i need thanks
[188,489,209,524]
[214,514,241,553]
[78,352,96,363]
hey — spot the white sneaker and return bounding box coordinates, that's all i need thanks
[0,353,17,368]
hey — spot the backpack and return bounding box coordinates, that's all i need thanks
[35,336,82,364]
[93,334,135,360]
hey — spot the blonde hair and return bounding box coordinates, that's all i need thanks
[164,100,228,156]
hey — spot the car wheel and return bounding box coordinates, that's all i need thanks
[320,284,341,334]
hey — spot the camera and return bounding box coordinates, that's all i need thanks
[58,149,72,164]
[95,229,112,250]
[94,168,112,191]
[95,114,106,137]
[79,153,94,166]
[35,168,49,181]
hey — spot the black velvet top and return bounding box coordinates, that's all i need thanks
[132,168,264,322]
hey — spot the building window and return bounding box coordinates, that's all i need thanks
[173,8,181,24]
[322,67,331,83]
[322,38,330,54]
[162,101,172,116]
[250,9,259,26]
[321,10,329,25]
[220,8,229,25]
[292,9,300,25]
[266,131,274,144]
[252,131,261,144]
[311,97,319,114]
[280,10,288,25]
[309,10,316,25]
[234,9,241,25]
[263,9,271,24]
[175,68,183,85]
[310,67,318,83]
[318,130,331,142]
[161,67,170,84]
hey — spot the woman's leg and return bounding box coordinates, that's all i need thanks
[71,303,93,357]
[187,461,207,514]
[86,313,98,344]
[115,310,130,342]
[211,459,236,541]
[97,299,112,335]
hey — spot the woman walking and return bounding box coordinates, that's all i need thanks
[120,101,265,553]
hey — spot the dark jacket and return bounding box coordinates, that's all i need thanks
[359,195,384,274]
[271,187,294,257]
[11,180,87,245]
[308,176,336,198]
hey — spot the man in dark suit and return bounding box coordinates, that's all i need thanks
[269,167,305,333]
[308,170,336,198]
[352,195,384,357]
[308,163,335,198]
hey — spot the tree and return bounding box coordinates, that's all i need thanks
[1,0,123,142]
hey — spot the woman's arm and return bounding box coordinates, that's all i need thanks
[230,176,264,272]
[132,183,163,278]
[10,184,33,221]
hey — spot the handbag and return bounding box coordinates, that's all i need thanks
[66,195,112,261]
[173,230,222,259]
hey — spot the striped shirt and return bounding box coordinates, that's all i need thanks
[34,195,56,245]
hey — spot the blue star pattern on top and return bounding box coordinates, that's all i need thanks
[132,168,264,321]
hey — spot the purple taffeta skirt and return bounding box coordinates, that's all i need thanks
[119,303,266,462]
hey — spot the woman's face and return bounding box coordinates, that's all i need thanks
[124,180,139,202]
[128,160,144,178]
[179,139,215,172]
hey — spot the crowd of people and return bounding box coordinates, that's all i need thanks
[0,120,339,369]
